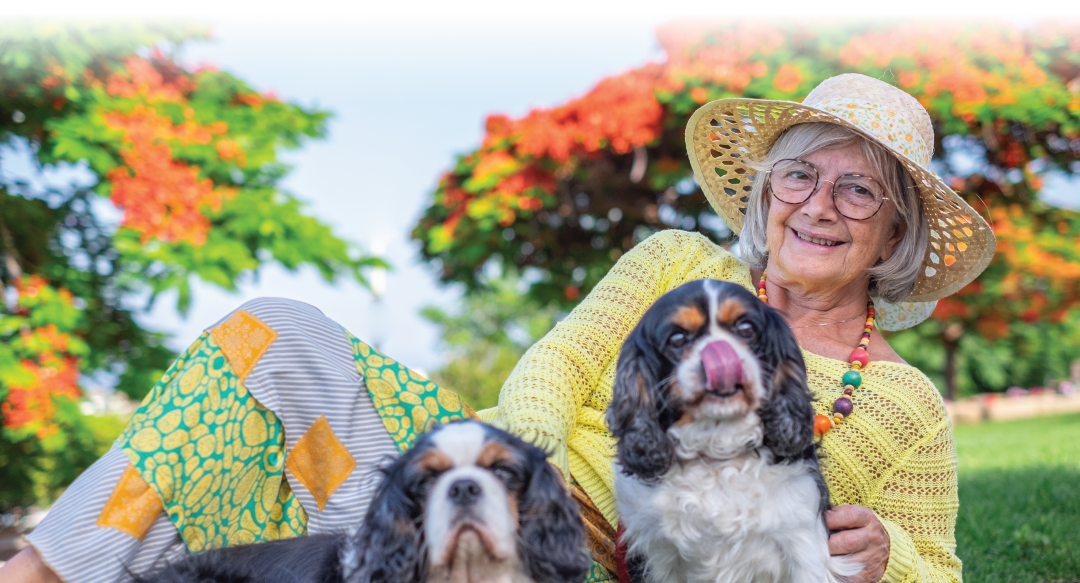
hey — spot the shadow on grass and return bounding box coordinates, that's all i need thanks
[958,466,1080,583]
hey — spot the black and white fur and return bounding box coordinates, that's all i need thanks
[136,421,590,583]
[607,280,858,583]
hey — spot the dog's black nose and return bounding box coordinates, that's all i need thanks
[448,478,482,506]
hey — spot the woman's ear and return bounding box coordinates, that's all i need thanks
[606,325,675,482]
[351,459,424,583]
[881,219,908,262]
[517,451,592,583]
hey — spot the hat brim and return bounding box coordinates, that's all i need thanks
[685,97,996,303]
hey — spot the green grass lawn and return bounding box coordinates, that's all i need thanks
[955,413,1080,583]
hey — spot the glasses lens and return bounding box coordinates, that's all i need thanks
[770,160,817,204]
[834,175,884,219]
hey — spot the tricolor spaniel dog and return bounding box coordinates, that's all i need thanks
[138,421,590,583]
[608,280,858,583]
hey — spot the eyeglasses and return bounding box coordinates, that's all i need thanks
[765,159,890,221]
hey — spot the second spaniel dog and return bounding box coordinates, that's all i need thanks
[608,279,857,583]
[138,420,590,583]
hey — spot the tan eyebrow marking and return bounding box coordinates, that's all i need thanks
[416,449,453,472]
[717,298,746,325]
[672,305,706,332]
[477,441,515,468]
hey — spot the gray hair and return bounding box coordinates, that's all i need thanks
[739,123,926,303]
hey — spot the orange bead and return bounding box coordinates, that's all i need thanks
[814,414,833,436]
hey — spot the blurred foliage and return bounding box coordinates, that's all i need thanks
[413,20,1080,399]
[421,273,559,411]
[0,22,385,506]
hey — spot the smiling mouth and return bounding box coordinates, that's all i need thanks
[793,228,841,247]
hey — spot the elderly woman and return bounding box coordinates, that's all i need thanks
[5,74,988,583]
[489,74,989,583]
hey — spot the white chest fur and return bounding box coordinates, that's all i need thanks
[615,451,847,583]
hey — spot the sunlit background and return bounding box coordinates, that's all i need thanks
[2,2,1080,579]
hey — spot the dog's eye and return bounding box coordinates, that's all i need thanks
[669,332,689,348]
[490,464,521,487]
[735,320,756,339]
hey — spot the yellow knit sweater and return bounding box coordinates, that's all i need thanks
[487,229,962,583]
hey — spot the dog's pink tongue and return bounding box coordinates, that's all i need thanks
[701,340,744,393]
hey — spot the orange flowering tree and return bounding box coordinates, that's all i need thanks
[413,20,1080,399]
[0,24,384,505]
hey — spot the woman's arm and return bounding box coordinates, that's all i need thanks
[862,414,963,583]
[492,230,741,477]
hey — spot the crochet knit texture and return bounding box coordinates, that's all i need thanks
[487,229,961,583]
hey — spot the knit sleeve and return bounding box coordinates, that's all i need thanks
[869,391,963,583]
[492,230,738,477]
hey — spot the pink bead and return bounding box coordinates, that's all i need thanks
[849,348,870,368]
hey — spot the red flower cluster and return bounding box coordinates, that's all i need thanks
[101,58,237,245]
[1,277,83,438]
[839,24,1048,120]
[494,66,665,162]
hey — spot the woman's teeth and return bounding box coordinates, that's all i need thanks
[795,231,839,246]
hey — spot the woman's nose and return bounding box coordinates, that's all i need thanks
[802,178,840,220]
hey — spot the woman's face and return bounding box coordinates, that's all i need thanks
[765,142,906,295]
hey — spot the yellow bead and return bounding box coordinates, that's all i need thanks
[834,415,843,423]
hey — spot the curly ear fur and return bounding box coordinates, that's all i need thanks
[755,306,816,462]
[348,454,425,583]
[517,447,592,583]
[607,322,676,482]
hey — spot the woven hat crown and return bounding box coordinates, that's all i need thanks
[803,74,936,162]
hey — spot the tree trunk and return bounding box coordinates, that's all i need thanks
[943,338,958,401]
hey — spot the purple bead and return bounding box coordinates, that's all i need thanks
[833,397,854,417]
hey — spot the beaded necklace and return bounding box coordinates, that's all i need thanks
[757,271,876,437]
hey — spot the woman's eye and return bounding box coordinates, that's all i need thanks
[735,320,756,339]
[788,171,811,181]
[669,332,688,348]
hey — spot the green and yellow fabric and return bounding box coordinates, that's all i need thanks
[116,331,308,551]
[46,300,615,583]
[346,331,477,452]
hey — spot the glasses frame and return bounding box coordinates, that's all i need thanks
[764,158,891,221]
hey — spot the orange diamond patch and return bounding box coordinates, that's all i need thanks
[97,464,164,540]
[286,415,356,512]
[210,310,278,382]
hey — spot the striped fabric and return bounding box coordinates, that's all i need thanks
[219,298,399,535]
[27,298,400,582]
[25,448,188,583]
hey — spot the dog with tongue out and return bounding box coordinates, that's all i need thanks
[607,279,858,583]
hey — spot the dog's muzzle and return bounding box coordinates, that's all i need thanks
[701,339,744,396]
[448,478,482,508]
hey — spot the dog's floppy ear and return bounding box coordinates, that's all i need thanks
[349,454,424,583]
[756,307,816,461]
[517,450,592,583]
[606,323,675,482]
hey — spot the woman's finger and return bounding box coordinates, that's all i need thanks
[828,527,870,556]
[825,505,872,530]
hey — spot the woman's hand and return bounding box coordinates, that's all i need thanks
[826,505,890,582]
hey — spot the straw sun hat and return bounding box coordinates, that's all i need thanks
[685,73,996,330]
